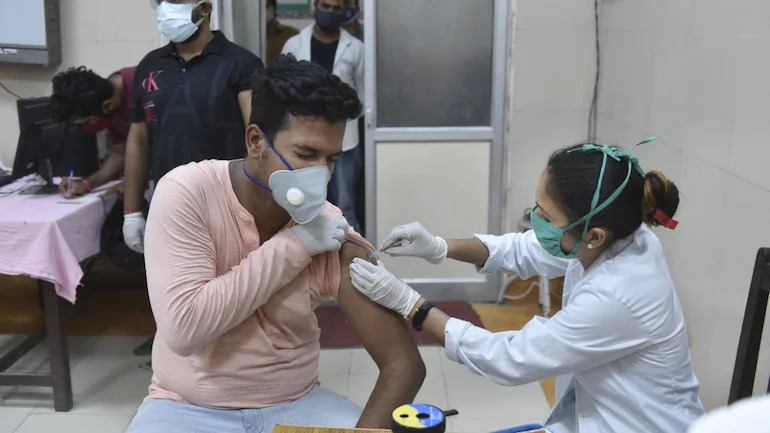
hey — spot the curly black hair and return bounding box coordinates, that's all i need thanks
[50,66,114,122]
[249,54,362,138]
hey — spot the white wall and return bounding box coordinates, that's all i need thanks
[0,0,159,167]
[596,0,770,410]
[376,142,490,279]
[505,0,597,231]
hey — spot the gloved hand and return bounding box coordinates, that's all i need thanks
[349,258,421,318]
[291,214,350,256]
[123,212,147,254]
[380,222,447,264]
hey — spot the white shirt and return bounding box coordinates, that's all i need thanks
[281,25,365,152]
[444,225,705,432]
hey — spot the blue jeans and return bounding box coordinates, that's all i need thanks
[125,386,363,433]
[328,144,362,232]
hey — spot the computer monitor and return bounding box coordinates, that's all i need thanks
[11,98,52,179]
[11,97,98,194]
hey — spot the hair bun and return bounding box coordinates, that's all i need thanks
[642,171,680,227]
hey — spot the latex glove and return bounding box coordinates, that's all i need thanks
[349,258,421,318]
[380,222,447,264]
[123,212,147,254]
[290,214,350,256]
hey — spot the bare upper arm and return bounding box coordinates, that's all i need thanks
[238,90,252,127]
[107,141,126,157]
[124,123,149,208]
[127,122,148,149]
[337,241,423,369]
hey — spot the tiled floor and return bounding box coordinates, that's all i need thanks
[0,335,551,433]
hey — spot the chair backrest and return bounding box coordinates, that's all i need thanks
[729,248,770,404]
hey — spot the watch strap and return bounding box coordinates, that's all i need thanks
[412,301,435,331]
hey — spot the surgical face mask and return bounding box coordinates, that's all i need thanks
[530,208,584,259]
[315,9,344,32]
[530,136,659,259]
[242,133,331,224]
[266,8,276,24]
[157,0,205,43]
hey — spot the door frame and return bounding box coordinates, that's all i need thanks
[222,0,266,59]
[362,0,510,302]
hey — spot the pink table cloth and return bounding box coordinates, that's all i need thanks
[0,178,119,303]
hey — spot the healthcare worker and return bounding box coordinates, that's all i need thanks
[349,138,706,432]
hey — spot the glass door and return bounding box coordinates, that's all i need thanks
[363,0,509,302]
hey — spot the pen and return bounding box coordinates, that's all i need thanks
[67,169,74,196]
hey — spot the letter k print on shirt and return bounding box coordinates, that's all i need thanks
[142,71,164,93]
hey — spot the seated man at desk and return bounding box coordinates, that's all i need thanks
[50,65,135,198]
[126,54,425,433]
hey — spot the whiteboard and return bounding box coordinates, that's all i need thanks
[0,0,47,47]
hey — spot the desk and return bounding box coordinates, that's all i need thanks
[0,177,118,411]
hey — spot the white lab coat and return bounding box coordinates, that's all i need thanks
[281,25,364,152]
[688,395,770,433]
[444,225,705,432]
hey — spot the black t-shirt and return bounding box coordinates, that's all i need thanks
[130,31,263,184]
[310,36,338,73]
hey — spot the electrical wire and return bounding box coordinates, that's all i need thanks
[0,81,22,99]
[501,278,541,301]
[587,0,600,142]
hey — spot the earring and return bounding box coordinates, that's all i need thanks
[587,244,593,250]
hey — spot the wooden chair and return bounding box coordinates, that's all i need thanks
[729,248,770,404]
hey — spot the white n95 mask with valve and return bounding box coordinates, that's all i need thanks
[268,165,331,224]
[241,129,333,224]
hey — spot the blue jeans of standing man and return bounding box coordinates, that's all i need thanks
[328,144,362,232]
[125,385,363,433]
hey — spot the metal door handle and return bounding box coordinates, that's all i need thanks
[365,106,373,130]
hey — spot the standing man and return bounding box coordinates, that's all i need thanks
[341,0,363,41]
[123,0,263,356]
[50,66,135,197]
[123,0,263,254]
[282,0,364,232]
[339,0,366,231]
[265,0,299,65]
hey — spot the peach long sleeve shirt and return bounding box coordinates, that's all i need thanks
[142,159,371,409]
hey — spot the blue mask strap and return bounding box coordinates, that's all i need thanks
[265,132,295,171]
[242,128,297,193]
[242,161,271,193]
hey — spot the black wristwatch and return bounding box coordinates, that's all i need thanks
[412,301,435,331]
